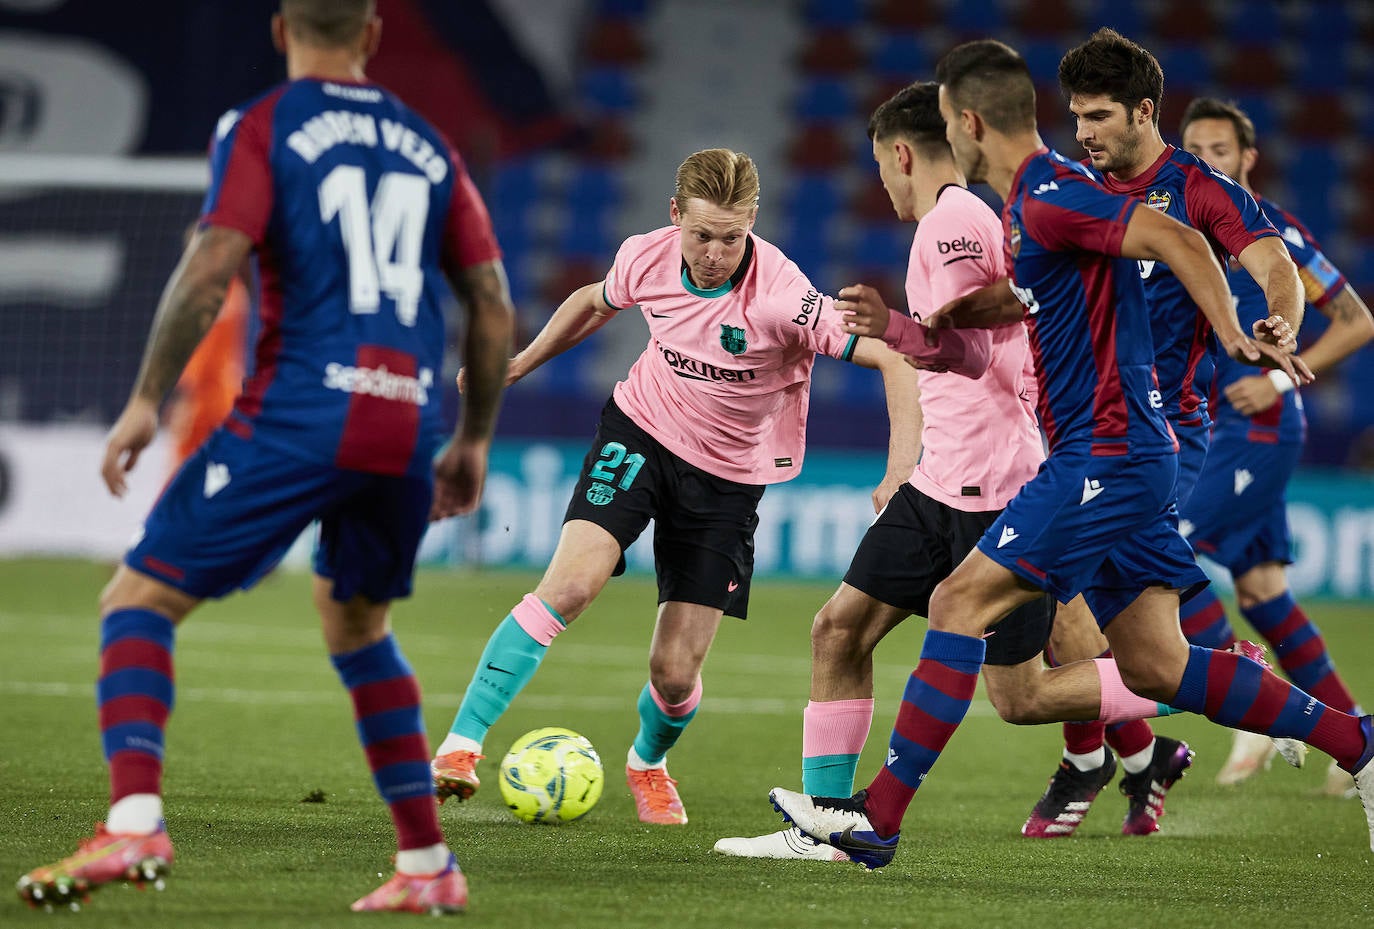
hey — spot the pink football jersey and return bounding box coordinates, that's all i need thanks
[899,185,1043,511]
[603,227,856,484]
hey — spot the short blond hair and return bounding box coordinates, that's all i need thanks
[674,149,759,213]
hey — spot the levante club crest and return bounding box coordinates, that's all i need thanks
[720,324,747,355]
[1146,189,1173,213]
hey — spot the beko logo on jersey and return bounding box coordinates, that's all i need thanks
[323,363,433,405]
[937,237,983,264]
[792,288,821,328]
[286,111,449,183]
[657,344,757,382]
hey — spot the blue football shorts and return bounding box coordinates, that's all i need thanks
[1180,428,1300,577]
[125,428,432,603]
[1172,419,1210,509]
[977,446,1208,626]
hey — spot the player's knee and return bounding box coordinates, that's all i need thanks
[810,604,866,670]
[646,663,699,706]
[1233,565,1286,610]
[1114,660,1175,703]
[926,578,983,636]
[98,568,191,622]
[982,673,1043,725]
[532,578,599,622]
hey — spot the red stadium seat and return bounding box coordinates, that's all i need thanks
[582,18,647,66]
[1152,0,1218,42]
[786,123,853,171]
[1219,44,1286,90]
[871,0,940,30]
[1286,94,1353,141]
[852,182,898,223]
[798,28,866,75]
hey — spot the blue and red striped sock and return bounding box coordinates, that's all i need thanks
[1243,592,1360,714]
[332,635,442,851]
[1172,644,1364,768]
[98,609,176,805]
[1179,586,1237,650]
[865,630,984,836]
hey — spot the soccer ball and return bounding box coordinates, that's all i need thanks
[498,727,604,824]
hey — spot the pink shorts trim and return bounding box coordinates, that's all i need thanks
[511,593,565,647]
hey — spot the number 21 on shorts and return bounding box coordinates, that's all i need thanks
[584,442,644,505]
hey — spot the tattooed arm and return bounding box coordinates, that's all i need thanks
[101,225,253,496]
[431,257,516,519]
[1224,285,1374,415]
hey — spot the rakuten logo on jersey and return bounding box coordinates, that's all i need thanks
[323,363,432,405]
[657,344,757,382]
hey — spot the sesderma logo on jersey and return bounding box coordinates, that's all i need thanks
[323,362,432,405]
[657,344,757,382]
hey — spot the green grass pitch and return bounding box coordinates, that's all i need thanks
[2,558,1372,927]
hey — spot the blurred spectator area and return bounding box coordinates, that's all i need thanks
[470,0,1372,461]
[0,0,1369,462]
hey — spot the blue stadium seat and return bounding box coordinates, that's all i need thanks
[595,0,650,19]
[794,76,858,121]
[1292,40,1353,90]
[578,67,638,114]
[1155,45,1212,90]
[1020,39,1065,85]
[945,0,1004,35]
[802,0,864,28]
[782,172,845,228]
[564,164,624,216]
[1080,0,1145,39]
[1230,93,1279,139]
[489,158,542,209]
[848,224,911,272]
[1223,0,1283,44]
[1285,144,1339,239]
[870,33,930,80]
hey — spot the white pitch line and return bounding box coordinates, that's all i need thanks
[0,679,999,717]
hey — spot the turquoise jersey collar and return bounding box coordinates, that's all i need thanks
[681,268,735,298]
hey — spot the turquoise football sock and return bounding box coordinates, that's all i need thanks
[631,681,700,765]
[449,607,563,743]
[801,754,861,797]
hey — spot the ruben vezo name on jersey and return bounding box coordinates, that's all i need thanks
[657,344,756,382]
[323,362,433,405]
[285,109,449,183]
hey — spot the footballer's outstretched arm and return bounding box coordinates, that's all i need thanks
[1296,285,1374,376]
[101,225,253,496]
[850,336,922,513]
[1225,284,1374,415]
[927,278,1022,329]
[1120,205,1309,383]
[510,281,618,384]
[1235,235,1305,340]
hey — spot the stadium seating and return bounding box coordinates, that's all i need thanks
[475,0,1373,452]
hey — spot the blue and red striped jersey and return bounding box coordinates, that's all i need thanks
[1210,196,1345,444]
[1003,148,1175,457]
[201,77,501,478]
[1097,145,1277,428]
